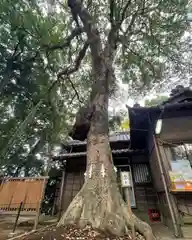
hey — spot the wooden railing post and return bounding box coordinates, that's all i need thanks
[33,178,47,230]
[12,202,23,233]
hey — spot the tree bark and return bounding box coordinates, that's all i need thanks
[58,59,155,239]
[59,2,155,239]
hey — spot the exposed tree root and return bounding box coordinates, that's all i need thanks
[58,177,155,240]
[58,134,155,240]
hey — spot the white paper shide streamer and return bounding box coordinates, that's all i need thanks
[101,164,105,177]
[89,164,92,178]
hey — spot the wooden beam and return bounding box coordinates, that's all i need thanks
[4,177,49,181]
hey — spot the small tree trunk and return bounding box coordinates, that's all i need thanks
[58,63,155,239]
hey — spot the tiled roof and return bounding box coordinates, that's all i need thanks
[162,87,192,105]
[63,131,130,146]
[109,131,130,142]
[53,148,143,160]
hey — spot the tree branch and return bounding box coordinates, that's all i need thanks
[69,93,76,105]
[127,46,156,77]
[67,75,83,103]
[57,40,89,79]
[109,0,115,27]
[119,0,132,26]
[48,39,89,98]
[123,10,138,37]
[44,27,84,51]
[105,0,133,60]
[0,38,26,95]
[67,0,102,61]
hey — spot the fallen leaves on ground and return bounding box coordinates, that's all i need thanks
[20,224,135,240]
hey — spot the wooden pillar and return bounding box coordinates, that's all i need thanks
[51,180,58,216]
[58,169,66,221]
[0,176,5,192]
[33,177,48,230]
[154,136,182,237]
[158,142,183,237]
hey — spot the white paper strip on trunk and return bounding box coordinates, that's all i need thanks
[101,164,105,177]
[89,164,92,178]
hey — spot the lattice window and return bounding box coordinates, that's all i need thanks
[132,164,151,183]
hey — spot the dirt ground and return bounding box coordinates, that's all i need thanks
[0,222,31,240]
[19,224,192,240]
[20,225,134,240]
[0,214,57,240]
[0,220,34,240]
[0,215,190,240]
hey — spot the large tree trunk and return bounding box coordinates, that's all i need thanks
[58,61,155,239]
[59,2,154,238]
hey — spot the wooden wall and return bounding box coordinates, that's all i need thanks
[59,159,158,225]
[149,144,176,230]
[133,184,158,224]
[61,171,84,212]
[159,117,192,143]
[60,159,85,213]
[176,194,192,238]
[158,192,174,230]
[149,147,164,191]
[131,160,159,223]
[176,194,192,216]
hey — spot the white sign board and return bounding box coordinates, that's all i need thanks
[120,171,131,187]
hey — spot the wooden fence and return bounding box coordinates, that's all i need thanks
[0,177,47,212]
